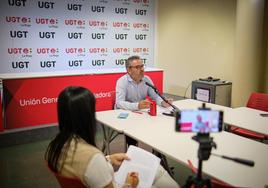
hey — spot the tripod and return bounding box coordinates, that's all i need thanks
[184,133,216,188]
[183,103,254,187]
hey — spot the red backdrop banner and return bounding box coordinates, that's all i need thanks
[3,71,163,129]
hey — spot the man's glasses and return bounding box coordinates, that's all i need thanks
[129,64,145,70]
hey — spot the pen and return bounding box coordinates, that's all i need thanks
[132,111,143,114]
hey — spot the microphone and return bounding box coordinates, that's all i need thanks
[145,81,158,92]
[145,81,180,113]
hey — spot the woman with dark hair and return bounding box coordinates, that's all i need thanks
[45,86,138,187]
[45,86,179,188]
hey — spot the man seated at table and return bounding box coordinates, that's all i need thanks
[115,55,172,146]
[192,114,209,133]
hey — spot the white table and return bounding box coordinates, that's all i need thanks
[174,99,268,135]
[173,99,232,112]
[123,114,268,188]
[227,107,268,135]
[97,109,149,154]
[96,104,268,187]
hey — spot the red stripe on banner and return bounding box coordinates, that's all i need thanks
[180,122,192,132]
[3,71,163,130]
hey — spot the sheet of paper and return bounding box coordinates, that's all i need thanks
[115,145,160,188]
[196,88,210,102]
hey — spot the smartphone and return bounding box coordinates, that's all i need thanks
[117,112,129,119]
[175,109,223,133]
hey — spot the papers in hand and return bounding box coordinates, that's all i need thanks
[115,146,160,188]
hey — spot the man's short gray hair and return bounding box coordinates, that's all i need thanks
[125,55,141,69]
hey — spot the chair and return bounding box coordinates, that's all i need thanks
[246,92,268,111]
[230,92,268,141]
[47,165,86,188]
[187,160,236,188]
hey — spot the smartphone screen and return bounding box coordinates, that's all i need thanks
[175,110,223,133]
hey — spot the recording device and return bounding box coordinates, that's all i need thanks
[183,104,254,188]
[175,109,223,133]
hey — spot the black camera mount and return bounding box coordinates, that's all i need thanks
[183,103,215,188]
[183,133,216,188]
[183,103,254,188]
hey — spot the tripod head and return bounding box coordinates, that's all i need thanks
[193,133,216,161]
[194,133,216,181]
[184,133,215,188]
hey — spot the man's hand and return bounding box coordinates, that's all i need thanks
[161,98,173,108]
[138,99,151,109]
[124,172,139,188]
[109,153,130,166]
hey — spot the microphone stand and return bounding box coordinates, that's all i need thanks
[145,82,179,176]
[146,82,180,114]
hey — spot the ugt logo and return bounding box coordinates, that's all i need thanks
[135,9,147,15]
[36,18,58,25]
[135,34,147,40]
[115,59,126,66]
[8,48,32,54]
[89,48,108,53]
[113,48,130,53]
[92,60,105,66]
[8,0,27,6]
[6,16,31,23]
[67,4,82,11]
[65,19,85,26]
[12,61,29,69]
[68,32,83,39]
[91,33,105,40]
[36,48,58,54]
[91,6,105,13]
[39,32,55,39]
[115,34,128,40]
[68,60,83,67]
[10,30,28,38]
[38,1,54,9]
[115,8,128,14]
[65,48,85,54]
[40,61,56,68]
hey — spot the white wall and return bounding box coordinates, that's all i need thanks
[156,0,268,107]
[233,0,265,106]
[156,0,236,104]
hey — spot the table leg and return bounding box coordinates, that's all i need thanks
[100,123,120,155]
[153,150,174,178]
